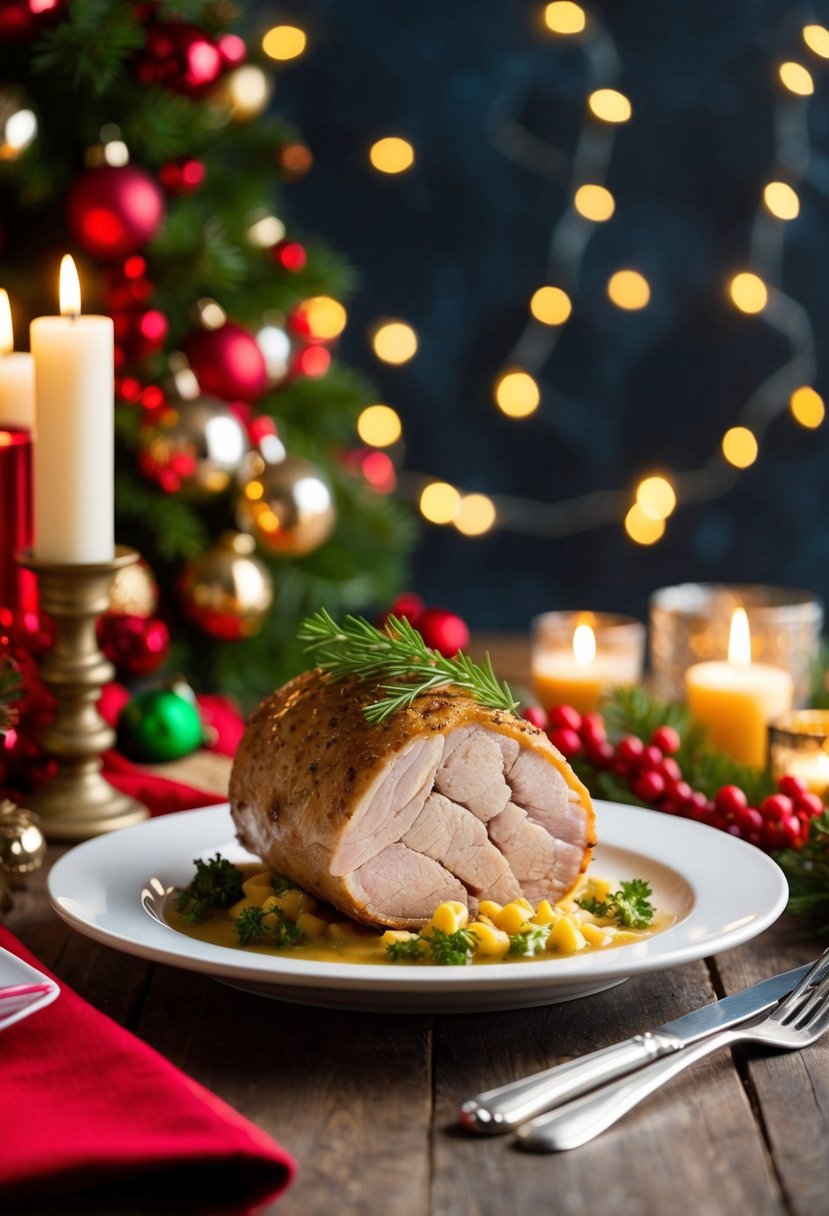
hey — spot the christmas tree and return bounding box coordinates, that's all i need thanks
[0,0,413,701]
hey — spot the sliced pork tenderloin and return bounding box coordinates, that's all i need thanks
[230,670,595,930]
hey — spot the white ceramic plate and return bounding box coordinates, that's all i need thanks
[47,801,788,1013]
[0,947,60,1032]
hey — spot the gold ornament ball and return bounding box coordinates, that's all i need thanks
[236,453,337,557]
[180,532,275,639]
[138,395,249,498]
[0,800,46,876]
[108,557,159,618]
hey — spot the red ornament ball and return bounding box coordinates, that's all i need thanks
[114,305,169,358]
[0,0,64,42]
[138,22,224,95]
[184,321,268,403]
[416,608,470,658]
[67,165,165,261]
[158,158,206,195]
[97,613,170,679]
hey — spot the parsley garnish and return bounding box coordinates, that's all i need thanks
[384,927,477,965]
[578,878,655,929]
[385,937,428,962]
[233,904,304,948]
[509,926,550,956]
[176,853,245,924]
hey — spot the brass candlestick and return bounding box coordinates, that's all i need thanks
[17,545,149,841]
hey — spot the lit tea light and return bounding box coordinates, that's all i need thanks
[531,612,644,715]
[769,711,829,797]
[686,608,793,768]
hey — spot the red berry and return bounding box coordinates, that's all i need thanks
[651,725,681,755]
[631,770,666,802]
[796,791,824,819]
[761,793,795,822]
[611,758,630,778]
[586,739,615,767]
[641,744,663,770]
[657,756,682,783]
[715,785,748,816]
[548,728,583,758]
[779,813,805,848]
[735,806,764,835]
[580,712,606,747]
[522,706,548,730]
[616,735,645,766]
[665,778,693,808]
[778,774,808,802]
[548,705,582,733]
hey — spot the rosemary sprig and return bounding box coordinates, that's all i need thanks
[298,609,518,723]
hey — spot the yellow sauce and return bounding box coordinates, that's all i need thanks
[164,862,667,966]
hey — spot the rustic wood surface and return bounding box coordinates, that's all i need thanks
[4,639,829,1215]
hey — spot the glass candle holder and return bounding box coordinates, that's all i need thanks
[531,612,645,715]
[769,711,829,797]
[650,584,822,707]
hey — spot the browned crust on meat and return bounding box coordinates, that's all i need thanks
[229,669,595,926]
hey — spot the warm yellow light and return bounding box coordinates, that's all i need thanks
[0,290,13,354]
[763,181,799,220]
[304,296,347,340]
[530,285,572,325]
[371,321,418,364]
[729,272,767,314]
[588,88,632,123]
[635,475,676,521]
[728,607,751,668]
[607,269,650,310]
[357,404,402,447]
[624,503,665,545]
[494,370,540,418]
[60,254,81,316]
[779,61,814,95]
[226,65,272,119]
[248,215,286,247]
[572,623,596,666]
[574,183,615,221]
[369,137,415,174]
[262,24,307,61]
[543,2,586,34]
[790,386,825,428]
[420,481,460,524]
[803,24,829,58]
[454,493,496,536]
[722,425,758,468]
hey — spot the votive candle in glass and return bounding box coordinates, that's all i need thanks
[531,612,645,715]
[769,711,829,797]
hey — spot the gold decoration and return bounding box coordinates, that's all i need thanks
[237,452,336,557]
[108,557,159,618]
[180,532,274,639]
[138,395,249,498]
[0,799,46,876]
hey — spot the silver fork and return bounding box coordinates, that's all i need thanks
[517,949,829,1153]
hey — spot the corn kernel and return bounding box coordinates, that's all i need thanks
[429,901,469,934]
[531,899,557,925]
[494,902,534,935]
[296,911,329,938]
[467,921,511,957]
[548,916,587,954]
[581,921,613,948]
[380,929,420,945]
[478,900,503,920]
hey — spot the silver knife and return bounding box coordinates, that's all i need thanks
[458,962,811,1134]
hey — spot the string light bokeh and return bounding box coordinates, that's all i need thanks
[260,2,829,612]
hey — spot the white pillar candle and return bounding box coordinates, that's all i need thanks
[31,256,114,564]
[0,290,35,432]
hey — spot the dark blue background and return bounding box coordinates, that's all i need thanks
[267,0,829,628]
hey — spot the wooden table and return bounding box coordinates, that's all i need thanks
[5,638,829,1214]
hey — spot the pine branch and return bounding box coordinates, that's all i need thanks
[33,0,144,94]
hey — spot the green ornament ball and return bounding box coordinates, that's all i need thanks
[118,689,204,762]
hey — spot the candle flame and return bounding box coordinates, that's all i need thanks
[728,607,751,668]
[0,289,13,354]
[573,623,597,667]
[59,255,81,317]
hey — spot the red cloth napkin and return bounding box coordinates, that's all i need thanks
[0,926,295,1210]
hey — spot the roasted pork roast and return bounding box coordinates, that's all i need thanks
[229,670,595,930]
